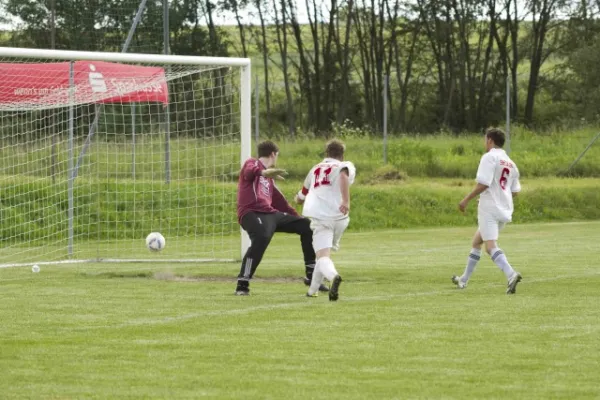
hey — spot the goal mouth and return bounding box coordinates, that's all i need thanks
[0,47,251,267]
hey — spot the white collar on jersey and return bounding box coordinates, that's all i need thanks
[322,158,341,163]
[489,148,505,153]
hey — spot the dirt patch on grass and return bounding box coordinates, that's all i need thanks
[83,270,303,284]
[153,272,301,284]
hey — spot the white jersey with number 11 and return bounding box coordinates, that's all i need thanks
[476,148,521,221]
[300,158,356,221]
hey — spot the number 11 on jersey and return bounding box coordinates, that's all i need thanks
[313,167,332,188]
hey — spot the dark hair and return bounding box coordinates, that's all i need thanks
[325,139,345,160]
[485,128,506,148]
[257,140,279,158]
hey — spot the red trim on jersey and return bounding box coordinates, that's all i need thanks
[301,186,309,195]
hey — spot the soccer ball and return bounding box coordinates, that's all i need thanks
[146,232,166,252]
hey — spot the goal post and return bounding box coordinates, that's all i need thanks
[239,62,252,260]
[0,47,251,267]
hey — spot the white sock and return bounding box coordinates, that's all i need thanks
[490,248,515,279]
[319,257,338,282]
[460,248,481,283]
[307,260,324,296]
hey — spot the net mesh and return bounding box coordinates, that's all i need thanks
[0,54,244,266]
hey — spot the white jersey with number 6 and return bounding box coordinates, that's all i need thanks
[476,148,521,221]
[300,158,356,221]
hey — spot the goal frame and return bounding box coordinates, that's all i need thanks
[0,47,252,266]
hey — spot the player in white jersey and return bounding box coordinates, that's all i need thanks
[295,139,356,301]
[453,128,523,294]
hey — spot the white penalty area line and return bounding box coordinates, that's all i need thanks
[69,270,600,332]
[0,258,235,269]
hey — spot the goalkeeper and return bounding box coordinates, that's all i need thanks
[234,141,327,295]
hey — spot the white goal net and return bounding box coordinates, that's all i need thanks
[0,47,251,267]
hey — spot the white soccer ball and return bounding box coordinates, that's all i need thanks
[146,232,166,252]
[32,264,40,273]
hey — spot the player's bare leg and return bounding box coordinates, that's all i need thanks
[472,231,484,250]
[452,230,483,289]
[485,239,522,294]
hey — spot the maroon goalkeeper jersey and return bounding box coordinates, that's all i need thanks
[237,158,299,222]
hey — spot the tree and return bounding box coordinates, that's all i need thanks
[352,0,387,131]
[251,0,273,129]
[220,0,250,57]
[523,0,567,125]
[334,0,356,124]
[287,0,314,130]
[273,0,295,137]
[386,0,425,131]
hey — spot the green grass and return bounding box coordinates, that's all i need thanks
[3,127,600,184]
[2,177,600,257]
[278,128,600,180]
[1,221,599,398]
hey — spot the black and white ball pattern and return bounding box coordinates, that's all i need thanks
[146,232,166,252]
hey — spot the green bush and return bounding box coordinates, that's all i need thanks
[368,165,409,184]
[2,178,598,244]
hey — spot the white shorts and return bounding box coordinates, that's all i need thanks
[478,211,508,241]
[310,218,350,253]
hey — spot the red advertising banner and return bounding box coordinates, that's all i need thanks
[0,60,168,108]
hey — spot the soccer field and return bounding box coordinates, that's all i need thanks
[1,221,599,399]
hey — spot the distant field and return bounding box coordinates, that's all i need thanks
[1,221,599,398]
[2,127,600,182]
[1,175,599,267]
[276,127,600,180]
[2,129,598,266]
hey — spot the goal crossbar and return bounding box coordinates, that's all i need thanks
[0,47,251,67]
